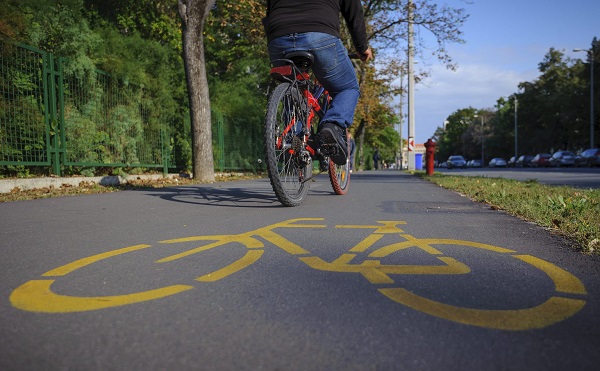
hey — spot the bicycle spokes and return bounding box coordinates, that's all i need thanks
[265,83,311,206]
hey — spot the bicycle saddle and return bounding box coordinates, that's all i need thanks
[283,51,314,69]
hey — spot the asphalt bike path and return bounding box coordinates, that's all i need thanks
[1,171,598,370]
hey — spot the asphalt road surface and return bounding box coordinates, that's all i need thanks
[1,171,599,370]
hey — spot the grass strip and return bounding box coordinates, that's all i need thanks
[417,172,600,254]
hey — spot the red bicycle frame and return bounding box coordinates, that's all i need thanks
[270,65,330,157]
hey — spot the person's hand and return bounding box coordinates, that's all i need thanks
[359,47,373,62]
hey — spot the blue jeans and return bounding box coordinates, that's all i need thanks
[268,32,360,129]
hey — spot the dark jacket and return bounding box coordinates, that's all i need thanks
[263,0,369,53]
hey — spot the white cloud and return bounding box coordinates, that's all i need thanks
[407,62,538,142]
[390,0,600,144]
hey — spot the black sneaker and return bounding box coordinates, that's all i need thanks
[319,122,348,166]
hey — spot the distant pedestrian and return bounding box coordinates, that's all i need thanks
[348,132,356,172]
[373,148,380,170]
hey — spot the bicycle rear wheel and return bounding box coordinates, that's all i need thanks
[328,146,350,195]
[264,83,312,206]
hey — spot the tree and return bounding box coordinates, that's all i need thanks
[363,0,468,69]
[434,37,599,160]
[436,107,476,160]
[178,0,215,181]
[84,0,182,51]
[342,1,468,166]
[511,48,584,153]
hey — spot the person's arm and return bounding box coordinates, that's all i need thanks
[262,0,270,33]
[340,0,371,61]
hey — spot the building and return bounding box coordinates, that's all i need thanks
[399,142,426,169]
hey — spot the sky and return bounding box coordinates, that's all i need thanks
[403,0,599,144]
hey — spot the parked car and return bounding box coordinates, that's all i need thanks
[507,156,517,167]
[446,155,467,169]
[575,148,600,167]
[467,159,483,168]
[488,158,507,168]
[515,155,534,168]
[549,150,576,167]
[531,153,551,167]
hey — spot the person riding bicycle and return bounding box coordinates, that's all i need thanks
[263,0,373,165]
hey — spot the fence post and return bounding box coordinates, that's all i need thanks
[57,58,67,170]
[46,53,61,176]
[161,127,168,176]
[40,47,53,170]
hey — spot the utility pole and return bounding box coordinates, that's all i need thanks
[482,116,484,165]
[593,48,596,148]
[514,96,518,160]
[398,103,403,169]
[407,0,416,170]
[397,69,405,170]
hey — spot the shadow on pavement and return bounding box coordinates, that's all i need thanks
[137,171,418,207]
[139,180,283,208]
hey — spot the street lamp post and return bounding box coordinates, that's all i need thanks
[514,96,518,160]
[474,114,484,165]
[481,115,485,165]
[574,47,595,148]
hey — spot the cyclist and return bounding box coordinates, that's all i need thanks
[263,0,373,165]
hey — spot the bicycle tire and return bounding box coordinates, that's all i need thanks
[328,147,350,195]
[264,83,312,207]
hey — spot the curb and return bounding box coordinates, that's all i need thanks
[0,174,183,194]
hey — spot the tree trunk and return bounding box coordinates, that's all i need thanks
[178,0,215,182]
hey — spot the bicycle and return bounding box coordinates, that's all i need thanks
[264,51,355,206]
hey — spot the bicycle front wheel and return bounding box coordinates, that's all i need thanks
[264,83,312,207]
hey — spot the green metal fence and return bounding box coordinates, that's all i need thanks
[0,41,51,168]
[1,38,263,177]
[60,60,168,173]
[214,110,264,172]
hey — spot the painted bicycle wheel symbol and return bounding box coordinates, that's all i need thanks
[10,218,586,331]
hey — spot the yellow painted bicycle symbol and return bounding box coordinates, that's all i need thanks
[10,218,586,331]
